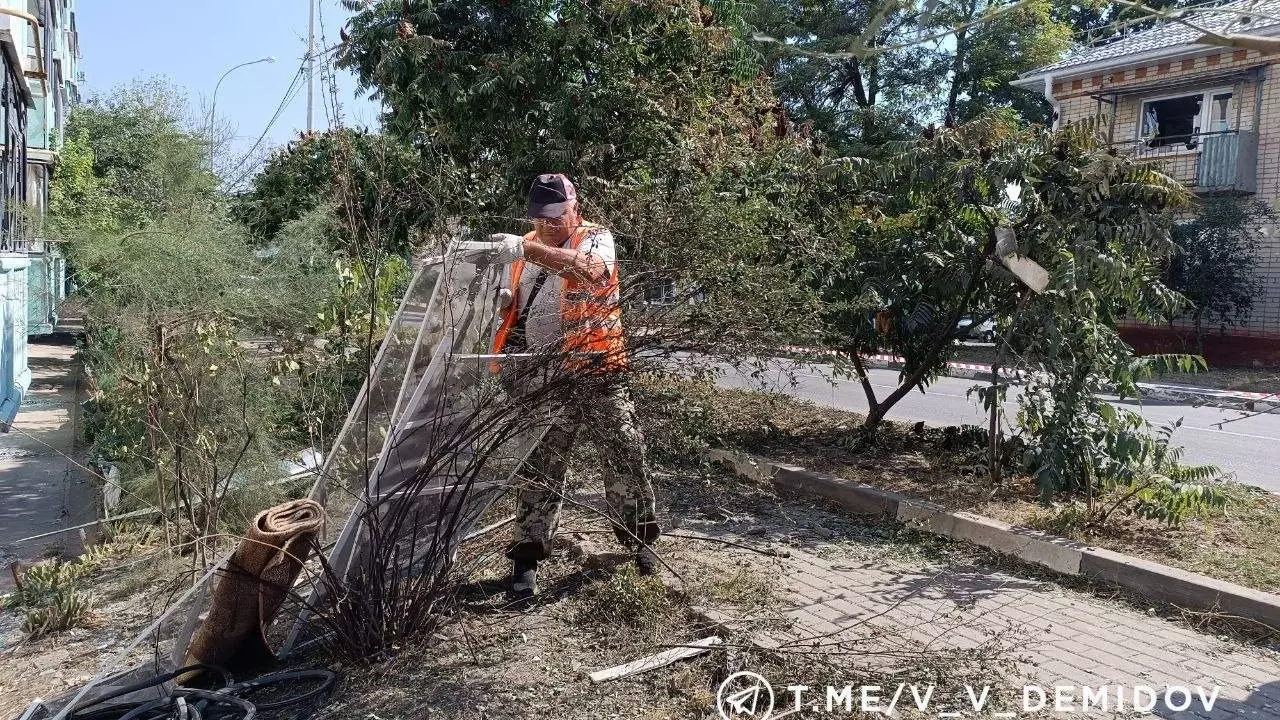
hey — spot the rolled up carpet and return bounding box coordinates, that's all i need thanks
[185,499,325,671]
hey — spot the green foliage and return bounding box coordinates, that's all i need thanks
[340,0,825,353]
[7,560,99,639]
[49,129,115,232]
[1121,421,1227,526]
[980,117,1227,513]
[53,80,325,557]
[750,0,939,154]
[941,0,1071,123]
[232,129,427,257]
[573,563,674,630]
[266,212,413,447]
[632,373,725,466]
[67,215,309,548]
[814,115,1036,424]
[343,0,762,199]
[751,0,1071,155]
[51,78,216,232]
[1060,0,1198,45]
[1167,197,1271,344]
[807,111,1218,520]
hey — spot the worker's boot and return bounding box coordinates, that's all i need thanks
[634,545,658,577]
[511,558,538,600]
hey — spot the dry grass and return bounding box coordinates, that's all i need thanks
[1156,367,1280,393]
[645,378,1280,594]
[0,533,186,717]
[316,498,1028,720]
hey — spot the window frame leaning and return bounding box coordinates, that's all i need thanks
[1136,86,1235,152]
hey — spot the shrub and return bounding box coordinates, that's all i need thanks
[8,560,98,638]
[573,564,675,630]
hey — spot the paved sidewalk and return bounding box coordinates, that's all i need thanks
[0,337,95,587]
[750,540,1280,719]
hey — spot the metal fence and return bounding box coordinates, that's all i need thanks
[1116,129,1258,194]
[0,53,27,255]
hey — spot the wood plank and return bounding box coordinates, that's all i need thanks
[588,637,723,684]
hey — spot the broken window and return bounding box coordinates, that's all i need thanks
[1139,89,1233,149]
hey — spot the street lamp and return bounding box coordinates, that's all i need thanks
[208,55,277,169]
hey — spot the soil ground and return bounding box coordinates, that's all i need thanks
[5,378,1278,718]
[0,467,1041,719]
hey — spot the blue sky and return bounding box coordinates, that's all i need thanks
[78,1,380,178]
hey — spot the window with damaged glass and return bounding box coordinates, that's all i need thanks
[1139,88,1233,149]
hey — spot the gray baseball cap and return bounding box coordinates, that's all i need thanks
[527,173,577,218]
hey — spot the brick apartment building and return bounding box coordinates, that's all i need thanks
[1014,0,1280,364]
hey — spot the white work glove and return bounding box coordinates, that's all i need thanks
[453,233,525,265]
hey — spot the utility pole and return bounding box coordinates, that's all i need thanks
[306,0,316,134]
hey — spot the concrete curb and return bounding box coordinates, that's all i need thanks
[709,448,1280,631]
[779,346,1280,415]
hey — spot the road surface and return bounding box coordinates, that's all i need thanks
[716,359,1280,494]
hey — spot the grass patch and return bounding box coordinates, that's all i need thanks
[4,559,98,638]
[571,563,676,630]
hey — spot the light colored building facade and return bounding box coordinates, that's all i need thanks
[26,0,77,336]
[0,0,78,428]
[1015,0,1280,350]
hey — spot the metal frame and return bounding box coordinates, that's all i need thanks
[0,41,28,256]
[278,247,557,658]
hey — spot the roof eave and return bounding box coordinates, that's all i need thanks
[1017,43,1204,87]
[1017,22,1280,88]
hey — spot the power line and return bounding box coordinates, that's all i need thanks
[1073,0,1235,45]
[222,62,308,189]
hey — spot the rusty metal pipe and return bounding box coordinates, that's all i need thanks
[0,7,47,97]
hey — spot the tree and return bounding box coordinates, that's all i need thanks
[1166,197,1270,349]
[55,78,216,230]
[232,129,427,258]
[750,0,1071,157]
[939,0,1070,124]
[750,0,940,155]
[54,80,331,557]
[1059,0,1195,46]
[811,113,1191,434]
[337,0,825,355]
[48,129,114,232]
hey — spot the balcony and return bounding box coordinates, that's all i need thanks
[1116,130,1258,194]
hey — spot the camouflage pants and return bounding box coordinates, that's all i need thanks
[506,381,659,562]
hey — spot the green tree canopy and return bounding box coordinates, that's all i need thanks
[338,0,826,353]
[750,0,1070,155]
[232,128,427,258]
[53,78,216,231]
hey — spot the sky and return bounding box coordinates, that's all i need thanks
[78,0,381,180]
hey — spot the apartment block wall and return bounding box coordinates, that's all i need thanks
[1050,48,1280,337]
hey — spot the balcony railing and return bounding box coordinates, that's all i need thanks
[1116,130,1258,194]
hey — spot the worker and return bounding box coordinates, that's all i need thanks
[479,173,661,600]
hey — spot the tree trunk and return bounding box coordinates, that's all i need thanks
[860,224,998,430]
[849,350,879,411]
[946,26,969,123]
[987,360,1001,487]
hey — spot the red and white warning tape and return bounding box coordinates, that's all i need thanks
[777,346,1280,403]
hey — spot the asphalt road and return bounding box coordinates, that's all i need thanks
[716,359,1280,494]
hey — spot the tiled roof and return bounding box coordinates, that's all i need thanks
[1025,0,1280,75]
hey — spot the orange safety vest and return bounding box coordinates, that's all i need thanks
[491,222,627,374]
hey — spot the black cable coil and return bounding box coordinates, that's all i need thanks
[59,666,337,720]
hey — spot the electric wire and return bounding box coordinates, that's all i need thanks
[221,60,308,190]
